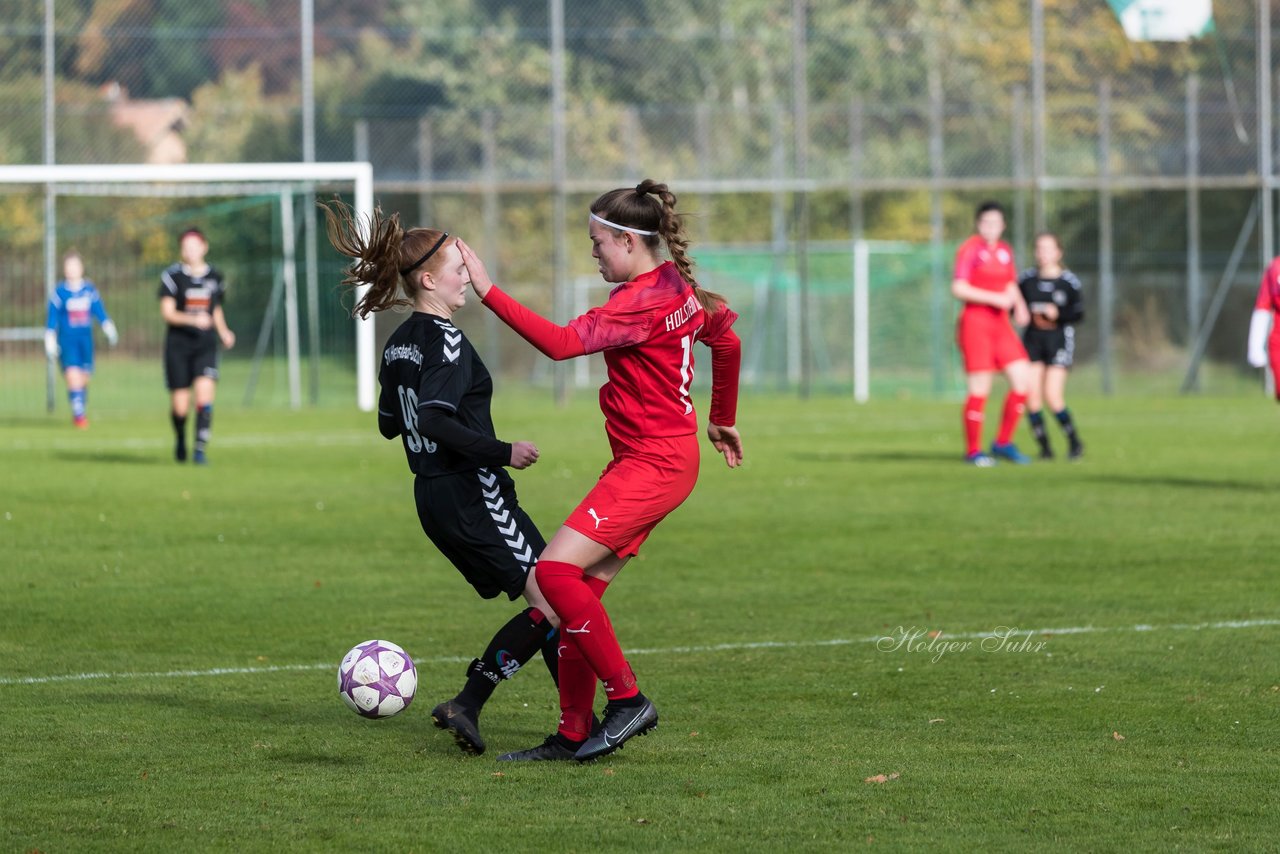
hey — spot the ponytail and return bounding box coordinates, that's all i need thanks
[591,178,728,315]
[319,199,453,319]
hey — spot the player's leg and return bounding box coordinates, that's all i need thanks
[964,370,995,465]
[420,472,560,755]
[959,318,995,465]
[65,366,88,428]
[1044,365,1082,459]
[498,552,628,762]
[166,339,193,462]
[1024,360,1052,458]
[191,351,218,464]
[170,388,190,460]
[990,325,1032,464]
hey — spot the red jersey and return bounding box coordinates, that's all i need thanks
[482,261,741,439]
[1256,257,1280,314]
[955,235,1016,319]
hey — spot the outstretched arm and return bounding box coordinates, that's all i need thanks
[458,239,586,361]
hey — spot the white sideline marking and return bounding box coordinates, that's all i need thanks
[2,618,1278,687]
[0,431,374,453]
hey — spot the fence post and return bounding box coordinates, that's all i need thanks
[1098,79,1115,396]
[1186,72,1202,384]
[849,97,866,402]
[928,46,946,397]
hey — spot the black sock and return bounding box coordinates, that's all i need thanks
[172,412,188,459]
[454,607,556,713]
[1027,410,1050,452]
[1054,408,1080,445]
[541,627,560,688]
[195,405,213,453]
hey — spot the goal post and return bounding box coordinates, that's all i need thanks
[0,162,377,411]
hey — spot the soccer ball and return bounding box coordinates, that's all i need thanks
[337,639,417,718]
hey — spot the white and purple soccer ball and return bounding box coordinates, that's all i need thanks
[337,639,418,718]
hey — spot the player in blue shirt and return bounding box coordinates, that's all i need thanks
[44,250,118,428]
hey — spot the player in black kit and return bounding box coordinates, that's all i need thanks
[1017,232,1084,460]
[321,200,561,757]
[158,228,236,464]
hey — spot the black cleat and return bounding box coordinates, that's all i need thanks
[573,696,658,762]
[431,700,485,756]
[1068,442,1084,461]
[1038,447,1054,460]
[175,441,187,463]
[496,733,583,762]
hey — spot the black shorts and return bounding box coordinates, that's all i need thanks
[164,331,219,389]
[1022,325,1075,368]
[413,466,546,600]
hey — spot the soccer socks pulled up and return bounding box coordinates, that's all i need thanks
[963,395,987,455]
[69,389,86,419]
[1053,408,1080,442]
[556,636,597,741]
[454,606,557,714]
[172,411,188,461]
[195,404,213,454]
[1054,408,1083,455]
[1027,409,1050,454]
[536,560,638,703]
[995,391,1027,445]
[556,574,611,741]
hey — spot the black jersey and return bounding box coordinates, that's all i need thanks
[158,263,227,342]
[1017,268,1084,328]
[377,312,511,478]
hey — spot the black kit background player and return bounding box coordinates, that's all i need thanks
[158,228,235,465]
[1016,232,1085,460]
[321,199,561,757]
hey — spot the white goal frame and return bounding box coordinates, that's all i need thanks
[0,162,377,411]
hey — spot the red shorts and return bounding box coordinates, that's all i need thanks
[957,309,1028,373]
[565,430,700,558]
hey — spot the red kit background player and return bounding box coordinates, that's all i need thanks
[1248,255,1280,397]
[459,178,743,762]
[951,201,1033,466]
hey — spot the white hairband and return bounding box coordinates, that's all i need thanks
[589,212,657,237]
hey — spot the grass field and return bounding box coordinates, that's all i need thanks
[2,389,1278,851]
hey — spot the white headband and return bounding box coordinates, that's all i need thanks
[589,212,657,237]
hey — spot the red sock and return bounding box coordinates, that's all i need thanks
[556,641,596,741]
[536,561,638,702]
[964,395,987,455]
[996,391,1027,445]
[555,574,612,741]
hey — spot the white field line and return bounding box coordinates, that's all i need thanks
[2,618,1278,687]
[0,431,374,453]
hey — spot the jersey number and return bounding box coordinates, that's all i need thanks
[397,386,437,454]
[677,330,699,415]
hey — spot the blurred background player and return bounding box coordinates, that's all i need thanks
[321,200,561,757]
[44,249,118,428]
[461,178,743,763]
[1018,232,1085,459]
[158,228,235,464]
[1247,251,1280,397]
[952,201,1033,466]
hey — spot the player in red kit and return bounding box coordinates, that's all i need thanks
[1247,255,1280,397]
[952,201,1033,466]
[458,178,743,762]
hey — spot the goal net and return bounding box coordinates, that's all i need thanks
[0,163,375,416]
